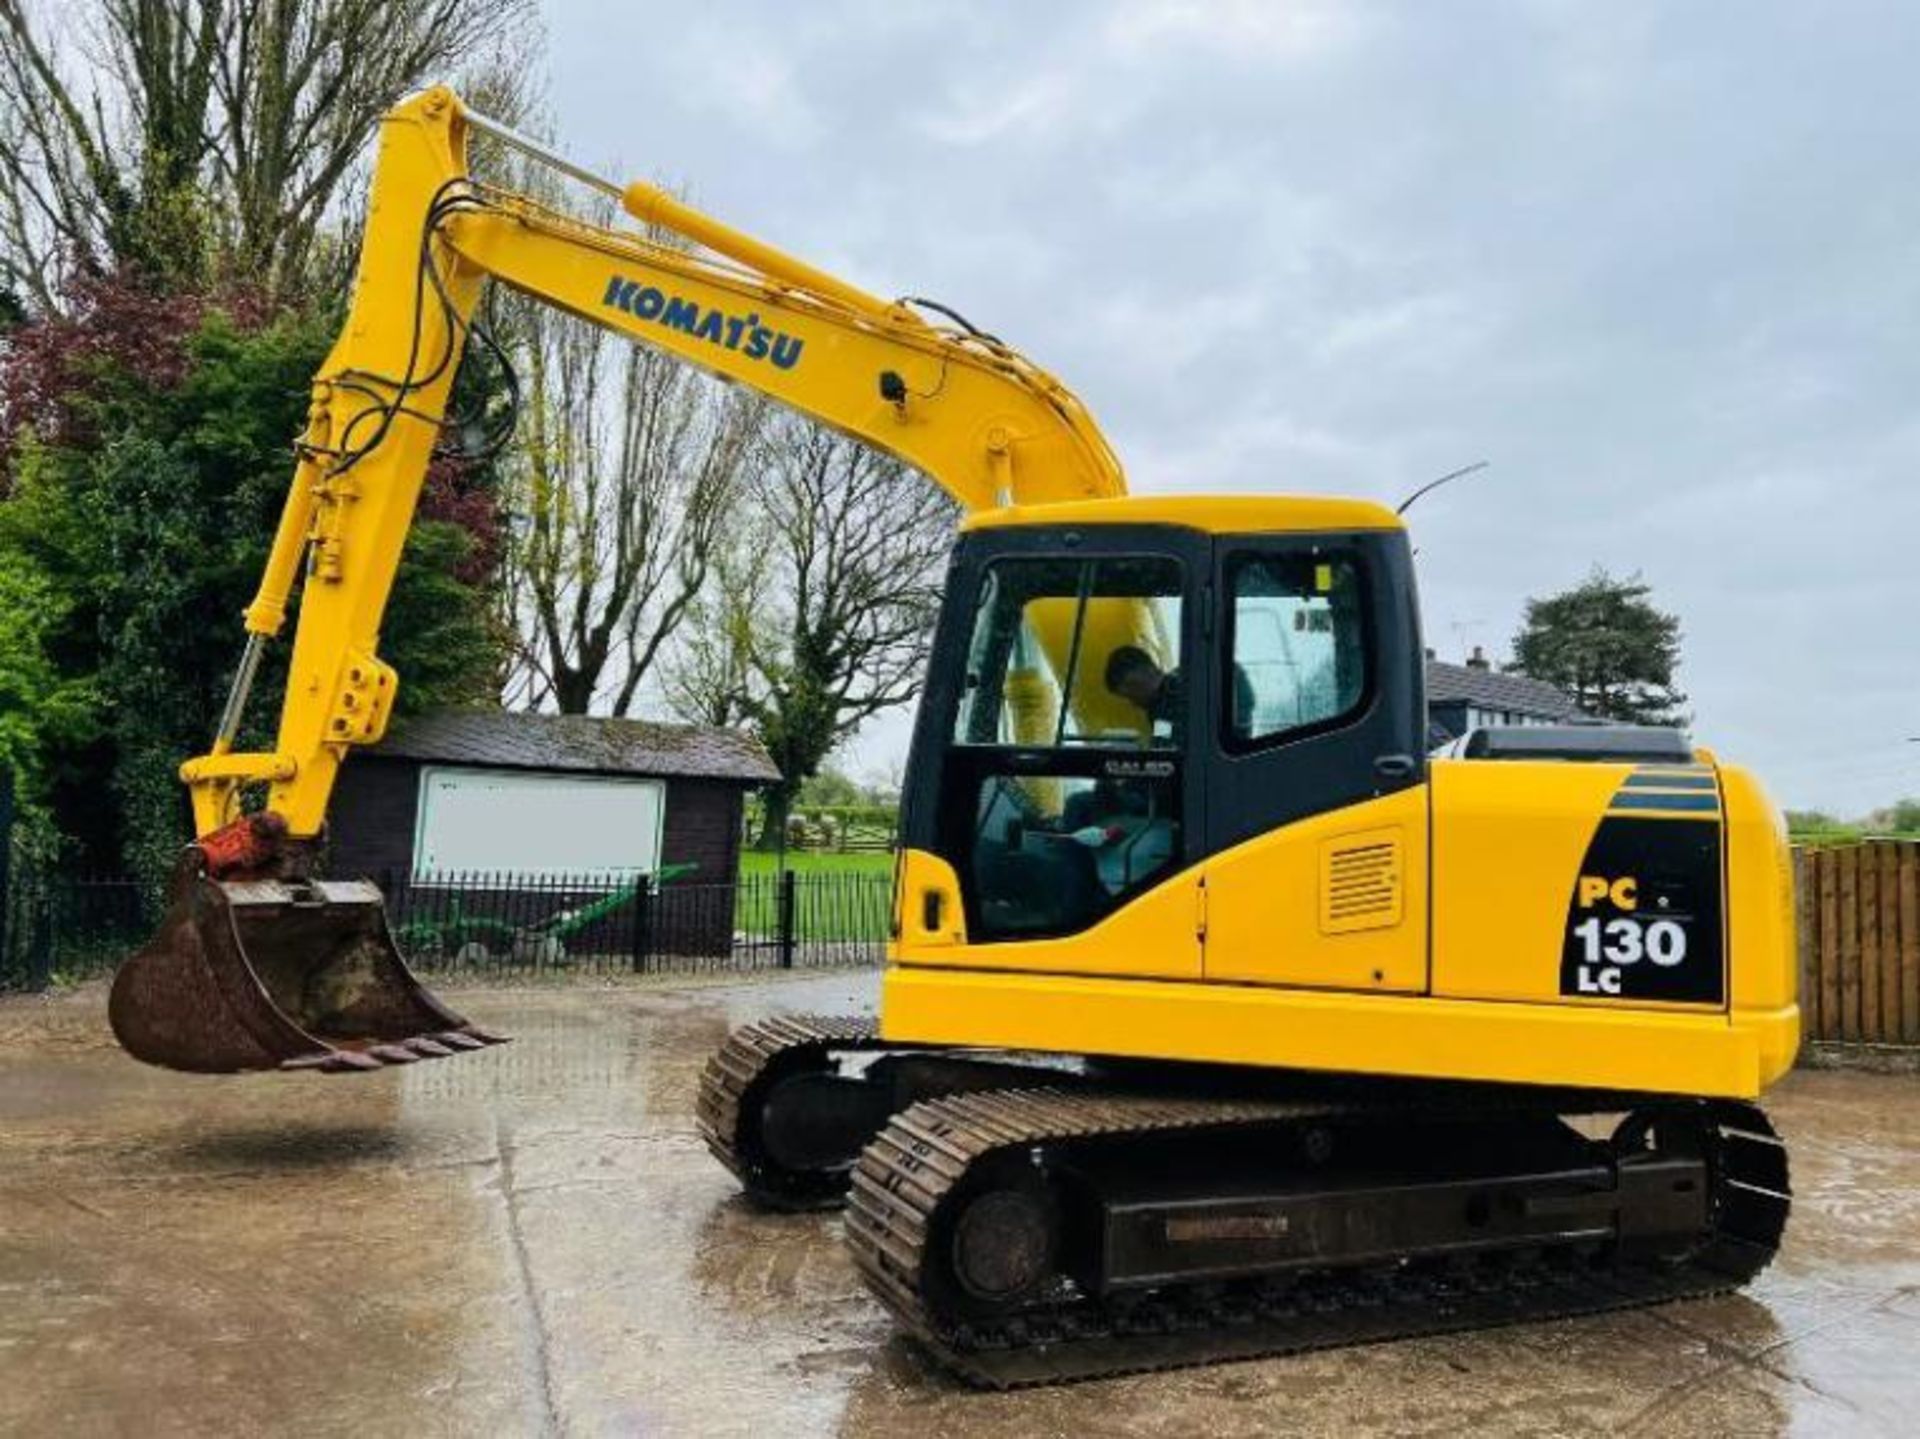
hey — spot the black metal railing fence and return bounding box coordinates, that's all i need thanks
[1,857,892,991]
[382,867,891,977]
[0,865,149,990]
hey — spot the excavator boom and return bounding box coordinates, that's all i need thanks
[111,86,1124,1075]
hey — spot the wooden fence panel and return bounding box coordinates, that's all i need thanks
[1890,847,1904,1042]
[1791,839,1920,1047]
[1903,845,1920,1044]
[1818,850,1841,1039]
[1794,850,1819,1038]
[1860,844,1882,1042]
[1835,849,1850,1037]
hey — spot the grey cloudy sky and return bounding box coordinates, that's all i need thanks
[545,1,1918,815]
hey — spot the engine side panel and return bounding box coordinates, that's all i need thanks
[1431,757,1728,1010]
[1201,785,1428,992]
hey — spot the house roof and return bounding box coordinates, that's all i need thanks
[1425,659,1583,720]
[370,711,781,784]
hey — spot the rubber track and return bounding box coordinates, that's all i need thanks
[846,1087,1789,1388]
[696,1014,883,1204]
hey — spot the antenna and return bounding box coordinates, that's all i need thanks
[1448,619,1488,657]
[1397,460,1490,516]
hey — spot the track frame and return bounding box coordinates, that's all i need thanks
[699,1018,1791,1387]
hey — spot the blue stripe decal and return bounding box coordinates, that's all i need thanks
[1609,791,1722,813]
[1620,773,1719,791]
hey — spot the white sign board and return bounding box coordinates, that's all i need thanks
[413,766,665,880]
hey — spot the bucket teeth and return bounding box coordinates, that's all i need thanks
[321,1051,384,1074]
[279,1051,384,1074]
[278,1033,496,1073]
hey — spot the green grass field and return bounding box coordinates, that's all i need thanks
[737,850,894,879]
[1789,827,1920,848]
[732,849,893,940]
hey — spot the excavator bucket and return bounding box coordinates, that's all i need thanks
[110,849,506,1075]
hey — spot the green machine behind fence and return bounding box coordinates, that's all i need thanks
[395,865,696,965]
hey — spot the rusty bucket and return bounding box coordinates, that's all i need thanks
[110,848,506,1075]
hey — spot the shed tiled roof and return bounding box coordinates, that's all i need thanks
[370,710,780,783]
[1426,660,1582,720]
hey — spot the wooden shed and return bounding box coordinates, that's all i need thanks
[326,710,780,886]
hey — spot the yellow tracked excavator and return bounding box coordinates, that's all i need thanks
[115,88,1798,1383]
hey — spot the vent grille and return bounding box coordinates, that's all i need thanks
[1320,832,1404,934]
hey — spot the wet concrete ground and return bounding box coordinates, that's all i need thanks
[2,972,1917,1438]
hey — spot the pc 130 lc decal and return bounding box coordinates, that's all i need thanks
[1560,768,1725,1005]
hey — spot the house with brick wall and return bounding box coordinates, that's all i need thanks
[1426,646,1583,742]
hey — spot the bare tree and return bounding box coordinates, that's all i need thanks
[0,1,221,299]
[499,294,768,716]
[661,514,776,730]
[208,0,537,295]
[0,0,537,306]
[730,415,958,847]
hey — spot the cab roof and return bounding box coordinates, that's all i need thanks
[961,494,1405,535]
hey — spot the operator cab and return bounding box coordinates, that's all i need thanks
[900,497,1426,944]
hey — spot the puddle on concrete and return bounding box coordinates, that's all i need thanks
[1,976,1915,1437]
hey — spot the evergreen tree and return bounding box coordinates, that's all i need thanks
[1510,568,1688,727]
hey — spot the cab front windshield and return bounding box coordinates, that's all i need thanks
[953,555,1184,750]
[944,555,1185,940]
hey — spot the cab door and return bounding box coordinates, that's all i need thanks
[902,525,1211,980]
[1199,531,1430,992]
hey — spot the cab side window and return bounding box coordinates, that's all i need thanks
[1226,552,1369,750]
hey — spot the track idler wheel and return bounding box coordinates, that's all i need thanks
[735,1061,895,1209]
